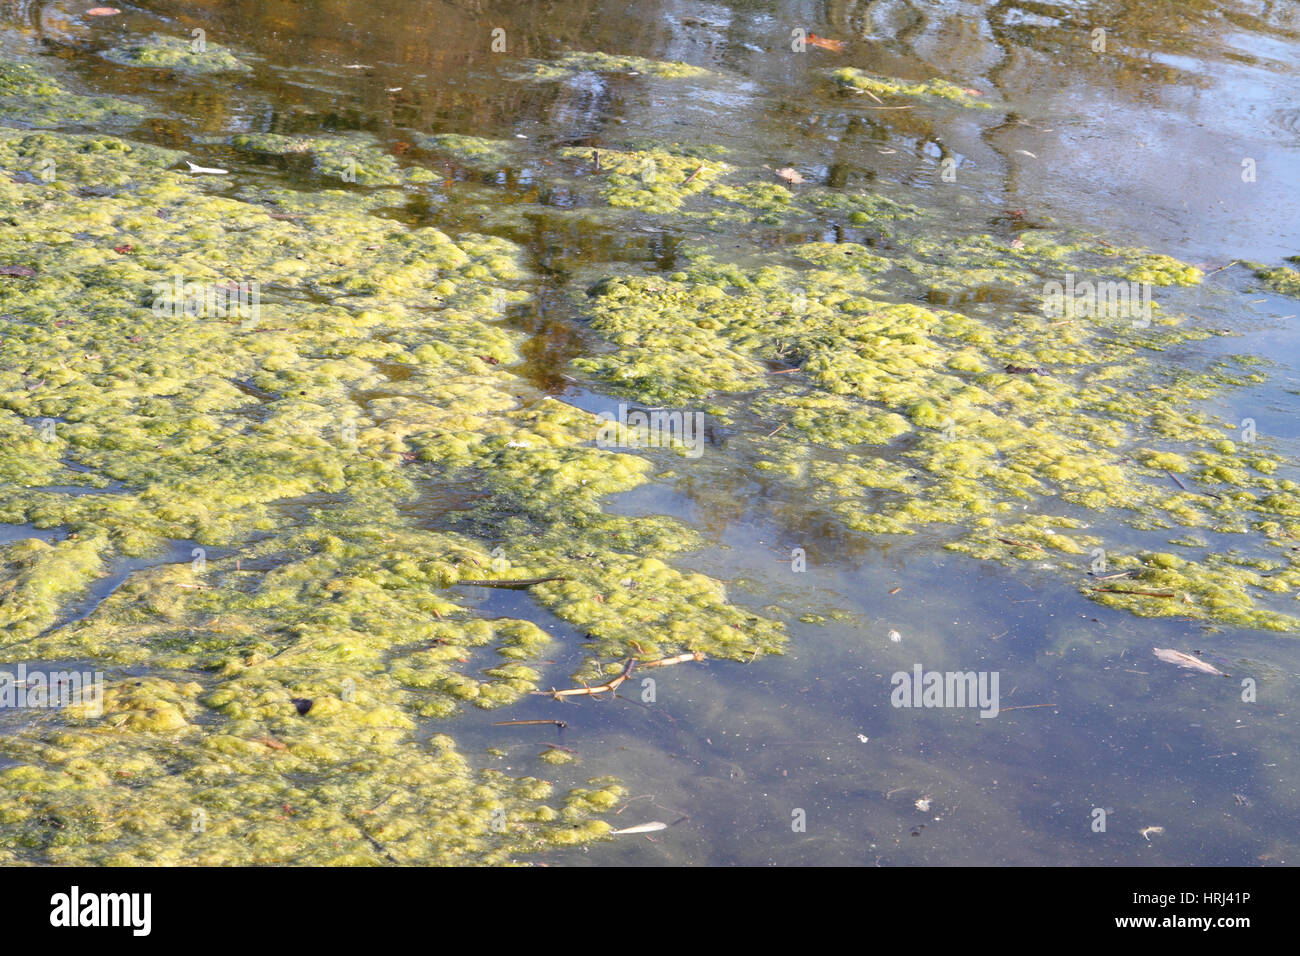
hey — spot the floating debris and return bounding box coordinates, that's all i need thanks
[185,161,229,175]
[456,576,568,589]
[1152,648,1226,676]
[534,659,637,699]
[609,821,668,835]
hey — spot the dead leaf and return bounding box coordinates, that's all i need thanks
[609,821,667,835]
[806,33,846,53]
[0,265,36,278]
[775,167,805,184]
[1152,647,1225,676]
[86,7,121,15]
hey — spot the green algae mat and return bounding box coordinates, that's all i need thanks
[1,41,1298,865]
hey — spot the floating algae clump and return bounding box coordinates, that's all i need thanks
[527,52,708,81]
[831,67,992,108]
[415,134,518,169]
[0,57,144,129]
[101,35,253,74]
[230,132,435,186]
[559,145,730,214]
[569,200,1300,631]
[1245,260,1300,298]
[0,105,785,861]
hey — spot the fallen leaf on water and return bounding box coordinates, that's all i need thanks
[86,7,121,15]
[1152,647,1225,676]
[1140,826,1164,841]
[610,821,668,835]
[113,243,134,254]
[775,167,805,184]
[186,161,229,175]
[0,265,36,277]
[806,33,846,52]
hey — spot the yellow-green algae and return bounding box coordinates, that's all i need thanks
[567,182,1300,632]
[832,67,993,108]
[101,35,253,75]
[0,120,786,862]
[1244,259,1300,298]
[526,52,708,81]
[415,134,518,169]
[230,132,437,186]
[0,58,144,129]
[559,144,730,214]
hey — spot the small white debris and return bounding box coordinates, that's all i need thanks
[515,134,529,139]
[185,161,228,175]
[856,734,869,743]
[1140,826,1164,841]
[915,797,932,812]
[610,821,667,835]
[888,629,902,643]
[505,440,530,448]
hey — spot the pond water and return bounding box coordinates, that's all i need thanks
[1,0,1298,865]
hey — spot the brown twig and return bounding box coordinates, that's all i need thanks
[457,576,568,589]
[533,659,636,699]
[1089,587,1177,599]
[1203,259,1241,278]
[492,719,568,729]
[996,537,1045,551]
[638,651,706,668]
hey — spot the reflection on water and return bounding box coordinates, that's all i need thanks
[3,0,1299,864]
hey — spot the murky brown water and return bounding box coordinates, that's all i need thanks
[4,0,1300,864]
